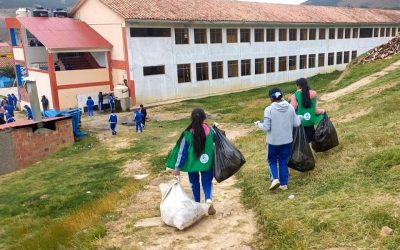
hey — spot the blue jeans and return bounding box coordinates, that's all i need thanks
[99,101,103,112]
[267,143,292,186]
[88,107,94,116]
[136,122,142,132]
[110,123,116,133]
[188,169,213,202]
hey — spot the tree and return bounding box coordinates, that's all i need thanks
[0,65,16,79]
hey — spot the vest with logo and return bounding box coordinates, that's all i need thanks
[294,90,318,126]
[166,127,214,172]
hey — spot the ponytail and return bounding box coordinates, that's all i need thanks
[296,78,311,108]
[183,108,207,158]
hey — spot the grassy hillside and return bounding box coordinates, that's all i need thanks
[0,54,399,248]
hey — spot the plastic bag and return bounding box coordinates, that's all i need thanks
[213,125,246,182]
[312,113,339,152]
[159,180,209,230]
[288,125,315,172]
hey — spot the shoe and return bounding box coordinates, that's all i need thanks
[279,185,288,191]
[206,199,216,215]
[269,179,280,191]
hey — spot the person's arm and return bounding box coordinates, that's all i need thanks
[256,107,272,132]
[290,94,298,111]
[310,90,325,114]
[292,107,301,127]
[174,137,189,173]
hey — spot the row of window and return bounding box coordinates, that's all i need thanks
[131,27,399,44]
[142,51,357,83]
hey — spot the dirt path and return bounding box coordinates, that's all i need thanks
[320,60,400,102]
[97,124,257,250]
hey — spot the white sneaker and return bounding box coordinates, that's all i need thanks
[279,185,288,191]
[206,199,216,215]
[269,179,280,191]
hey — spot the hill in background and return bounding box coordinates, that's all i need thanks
[302,0,400,9]
[0,0,78,9]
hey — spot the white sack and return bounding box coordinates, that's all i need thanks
[159,180,209,230]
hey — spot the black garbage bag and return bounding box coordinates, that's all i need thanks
[312,113,339,152]
[213,125,246,182]
[288,125,315,172]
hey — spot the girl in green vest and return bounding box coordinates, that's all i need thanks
[166,108,216,215]
[290,78,325,142]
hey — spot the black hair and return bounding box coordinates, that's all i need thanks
[140,104,143,108]
[268,87,283,101]
[296,78,311,108]
[179,108,207,159]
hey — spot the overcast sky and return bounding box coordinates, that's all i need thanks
[239,0,306,4]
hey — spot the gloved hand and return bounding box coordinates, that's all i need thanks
[298,115,304,121]
[254,121,260,127]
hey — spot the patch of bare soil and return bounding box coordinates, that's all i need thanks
[121,160,151,178]
[98,126,257,250]
[359,81,399,99]
[336,108,372,123]
[320,60,400,102]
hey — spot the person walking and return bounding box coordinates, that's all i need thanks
[108,93,115,113]
[134,109,143,133]
[255,88,302,191]
[139,104,147,128]
[24,105,33,120]
[11,94,18,110]
[109,112,118,135]
[290,78,325,143]
[98,92,104,112]
[41,95,49,111]
[166,108,216,215]
[86,96,95,117]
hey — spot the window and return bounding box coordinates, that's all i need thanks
[352,50,357,60]
[345,28,351,39]
[353,28,359,38]
[309,54,316,68]
[266,29,275,42]
[380,27,385,37]
[360,28,373,38]
[240,29,250,43]
[177,64,191,83]
[289,28,297,41]
[309,29,316,40]
[210,29,222,43]
[392,27,396,36]
[228,60,238,77]
[289,56,297,70]
[300,55,307,69]
[279,56,287,71]
[266,57,275,73]
[143,65,165,76]
[194,29,207,44]
[319,28,326,40]
[130,28,171,37]
[336,52,343,64]
[300,29,308,40]
[241,59,251,76]
[337,28,344,39]
[344,51,350,63]
[175,28,189,44]
[386,27,390,37]
[328,53,334,65]
[255,58,264,74]
[318,53,325,67]
[196,62,209,81]
[329,28,335,39]
[227,29,238,43]
[212,61,223,79]
[254,29,264,42]
[279,29,287,41]
[374,28,379,37]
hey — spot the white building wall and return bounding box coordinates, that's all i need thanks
[127,23,397,104]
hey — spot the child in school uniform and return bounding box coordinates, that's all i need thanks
[109,112,117,135]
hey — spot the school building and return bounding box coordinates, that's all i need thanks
[7,0,400,109]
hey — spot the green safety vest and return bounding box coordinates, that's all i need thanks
[166,127,214,172]
[294,91,323,126]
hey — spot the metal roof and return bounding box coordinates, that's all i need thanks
[17,17,112,51]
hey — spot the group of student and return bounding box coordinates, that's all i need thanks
[165,77,324,215]
[86,92,115,118]
[107,104,147,135]
[0,94,18,124]
[54,58,72,71]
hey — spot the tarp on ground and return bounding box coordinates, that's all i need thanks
[43,108,87,138]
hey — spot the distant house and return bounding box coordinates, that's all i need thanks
[6,0,400,109]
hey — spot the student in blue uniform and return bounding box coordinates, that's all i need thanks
[134,110,143,133]
[11,94,18,109]
[108,93,115,113]
[109,112,118,135]
[86,96,95,117]
[5,103,14,117]
[7,94,13,108]
[6,114,15,123]
[24,105,33,120]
